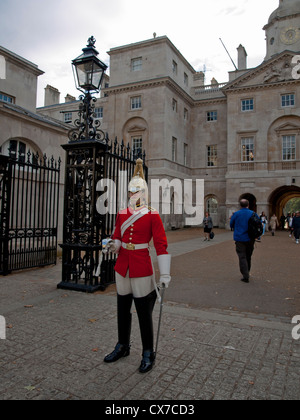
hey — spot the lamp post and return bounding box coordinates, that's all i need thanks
[58,37,109,293]
[69,36,108,143]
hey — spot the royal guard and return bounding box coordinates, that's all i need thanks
[103,159,171,373]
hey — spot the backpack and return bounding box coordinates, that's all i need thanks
[248,212,264,240]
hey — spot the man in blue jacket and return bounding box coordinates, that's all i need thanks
[292,211,300,244]
[230,199,256,283]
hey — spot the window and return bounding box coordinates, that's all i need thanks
[281,94,295,107]
[130,96,142,110]
[64,112,72,123]
[184,143,188,166]
[206,197,218,218]
[94,107,103,119]
[132,137,143,157]
[184,108,188,121]
[282,135,296,161]
[172,137,177,162]
[172,60,178,75]
[207,111,217,122]
[241,138,255,161]
[241,98,254,112]
[207,145,218,167]
[131,57,142,72]
[172,99,177,112]
[184,73,189,87]
[0,92,14,104]
[2,139,38,164]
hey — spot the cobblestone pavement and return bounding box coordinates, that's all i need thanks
[0,229,300,400]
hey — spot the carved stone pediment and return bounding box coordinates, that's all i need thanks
[128,125,146,133]
[275,122,300,135]
[224,52,298,91]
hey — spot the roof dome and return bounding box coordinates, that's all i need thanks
[268,0,300,24]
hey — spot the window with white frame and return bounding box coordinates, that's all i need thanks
[206,197,218,218]
[172,137,177,162]
[94,107,103,119]
[241,137,255,161]
[132,136,143,157]
[172,98,177,112]
[184,108,188,121]
[1,139,38,164]
[207,145,218,167]
[281,94,295,107]
[64,112,72,123]
[130,96,142,110]
[0,92,14,104]
[282,135,296,161]
[241,98,254,112]
[207,111,217,122]
[131,57,142,72]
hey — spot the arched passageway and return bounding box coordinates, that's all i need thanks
[269,186,300,217]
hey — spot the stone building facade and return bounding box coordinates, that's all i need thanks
[37,0,300,229]
[0,46,70,241]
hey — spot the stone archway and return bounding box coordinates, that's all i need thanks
[269,185,300,217]
[240,193,257,212]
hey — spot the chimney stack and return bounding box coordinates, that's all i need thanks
[237,45,248,70]
[44,85,60,106]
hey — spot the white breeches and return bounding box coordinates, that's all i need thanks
[116,272,155,298]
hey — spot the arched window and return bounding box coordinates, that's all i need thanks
[1,139,39,163]
[206,196,218,226]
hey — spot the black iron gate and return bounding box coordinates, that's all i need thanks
[58,136,147,292]
[0,152,61,275]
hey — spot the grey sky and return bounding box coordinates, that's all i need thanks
[0,0,279,106]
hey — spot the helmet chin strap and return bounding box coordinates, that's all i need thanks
[129,190,146,211]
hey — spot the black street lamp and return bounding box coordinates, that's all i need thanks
[68,36,108,143]
[72,36,107,93]
[58,37,110,293]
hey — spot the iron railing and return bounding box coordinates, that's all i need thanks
[0,152,61,275]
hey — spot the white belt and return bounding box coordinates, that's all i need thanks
[122,242,149,251]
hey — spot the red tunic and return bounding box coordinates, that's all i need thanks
[112,207,168,278]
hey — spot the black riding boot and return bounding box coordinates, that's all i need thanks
[134,290,157,373]
[104,294,133,363]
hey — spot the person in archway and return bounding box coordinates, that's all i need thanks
[280,214,286,230]
[292,211,300,245]
[270,214,279,236]
[203,212,213,241]
[230,199,258,283]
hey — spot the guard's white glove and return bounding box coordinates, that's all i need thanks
[103,239,121,254]
[157,254,172,288]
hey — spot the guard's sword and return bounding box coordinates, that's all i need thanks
[155,285,166,357]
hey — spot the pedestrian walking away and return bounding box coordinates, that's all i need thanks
[292,211,300,244]
[230,199,258,283]
[103,159,172,373]
[203,212,213,241]
[260,212,268,236]
[270,214,279,236]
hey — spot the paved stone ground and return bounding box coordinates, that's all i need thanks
[0,228,300,400]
